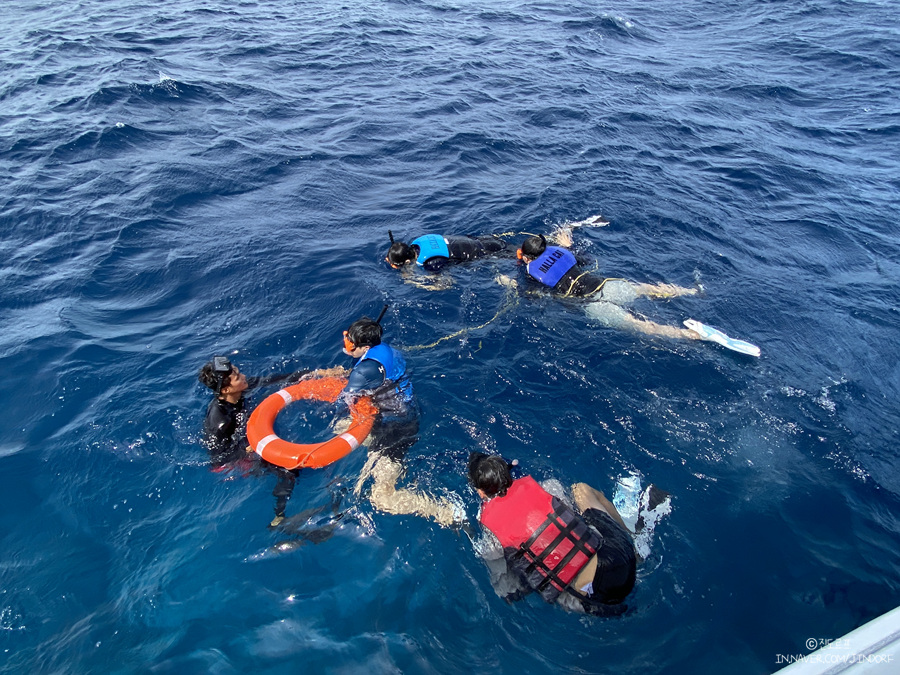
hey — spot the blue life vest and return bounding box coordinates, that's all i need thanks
[411,234,450,266]
[357,344,414,404]
[527,246,577,288]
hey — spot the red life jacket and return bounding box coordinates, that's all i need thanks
[480,476,602,602]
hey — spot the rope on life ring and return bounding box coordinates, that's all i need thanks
[247,376,377,470]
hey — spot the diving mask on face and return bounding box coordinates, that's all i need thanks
[212,356,232,394]
[342,331,355,354]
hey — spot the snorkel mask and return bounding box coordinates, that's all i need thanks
[342,331,355,354]
[212,356,232,394]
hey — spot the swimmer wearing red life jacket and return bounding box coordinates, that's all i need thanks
[468,452,637,614]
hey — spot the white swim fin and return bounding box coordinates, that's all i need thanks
[684,319,760,357]
[633,484,673,560]
[569,214,610,229]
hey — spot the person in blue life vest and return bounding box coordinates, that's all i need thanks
[512,233,708,341]
[386,232,515,274]
[333,316,464,526]
[198,356,342,527]
[468,452,659,615]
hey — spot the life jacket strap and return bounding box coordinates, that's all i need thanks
[515,501,599,593]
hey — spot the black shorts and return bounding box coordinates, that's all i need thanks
[581,509,636,604]
[554,269,606,298]
[369,412,419,462]
[473,235,514,256]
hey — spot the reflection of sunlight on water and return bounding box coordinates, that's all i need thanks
[449,413,498,453]
[1,605,26,632]
[815,378,847,414]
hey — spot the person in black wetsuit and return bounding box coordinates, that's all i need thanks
[198,356,334,527]
[386,233,515,273]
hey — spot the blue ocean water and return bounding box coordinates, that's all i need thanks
[2,0,899,672]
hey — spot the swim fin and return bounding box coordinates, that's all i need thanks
[684,319,760,357]
[569,215,610,229]
[633,484,673,560]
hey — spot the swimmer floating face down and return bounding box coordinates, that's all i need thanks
[517,234,548,264]
[386,242,415,268]
[385,229,417,269]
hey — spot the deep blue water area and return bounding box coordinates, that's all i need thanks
[2,0,900,672]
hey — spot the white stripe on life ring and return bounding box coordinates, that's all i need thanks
[256,434,280,454]
[277,389,293,403]
[338,433,359,451]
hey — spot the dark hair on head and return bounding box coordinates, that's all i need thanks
[520,234,547,259]
[198,361,232,392]
[387,241,414,266]
[468,452,513,498]
[347,317,383,348]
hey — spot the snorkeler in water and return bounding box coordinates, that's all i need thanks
[385,231,515,291]
[468,453,671,616]
[503,233,759,355]
[198,356,342,526]
[386,232,516,273]
[308,314,465,526]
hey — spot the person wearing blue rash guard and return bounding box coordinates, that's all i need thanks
[386,233,515,273]
[515,234,705,341]
[339,316,463,526]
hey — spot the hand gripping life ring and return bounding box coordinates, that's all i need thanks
[246,376,377,470]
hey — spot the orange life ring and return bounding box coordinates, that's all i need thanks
[246,376,377,470]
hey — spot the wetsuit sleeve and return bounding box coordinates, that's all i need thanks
[422,256,451,272]
[247,369,312,389]
[203,399,235,444]
[519,263,540,289]
[345,359,386,394]
[446,237,481,262]
[478,529,531,602]
[202,399,245,464]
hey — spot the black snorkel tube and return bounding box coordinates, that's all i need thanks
[375,304,389,325]
[388,230,395,244]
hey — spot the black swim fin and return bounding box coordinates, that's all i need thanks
[634,485,671,534]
